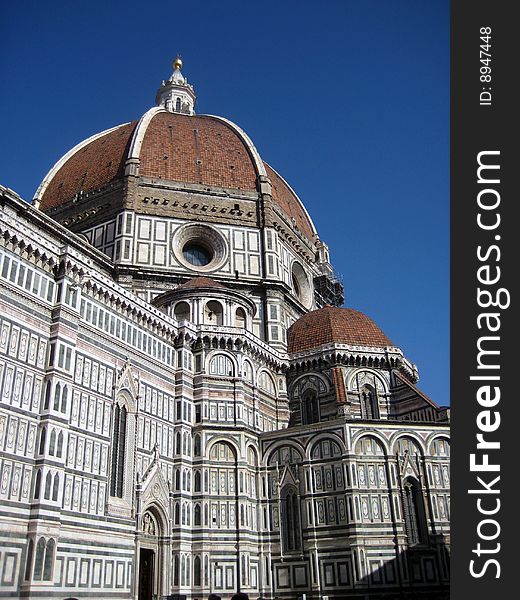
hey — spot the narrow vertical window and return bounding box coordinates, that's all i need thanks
[43,539,55,581]
[302,390,319,424]
[39,427,46,455]
[52,473,60,501]
[34,470,42,500]
[193,556,201,587]
[110,403,127,498]
[44,472,52,500]
[282,487,301,552]
[24,539,34,580]
[403,477,428,545]
[361,386,379,419]
[33,538,46,580]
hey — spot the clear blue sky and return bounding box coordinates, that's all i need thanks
[1,0,449,405]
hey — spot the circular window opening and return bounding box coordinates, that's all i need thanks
[183,243,213,267]
[172,224,228,273]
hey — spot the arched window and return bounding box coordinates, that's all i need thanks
[209,354,234,376]
[194,471,201,492]
[174,502,180,525]
[52,473,59,501]
[57,432,64,458]
[38,427,46,455]
[175,469,180,491]
[182,504,186,525]
[360,386,379,419]
[44,472,52,500]
[194,504,201,526]
[49,429,56,456]
[43,538,55,580]
[403,477,428,545]
[281,487,301,552]
[175,432,181,455]
[34,469,42,500]
[194,555,201,586]
[33,537,46,580]
[61,386,68,413]
[43,380,51,410]
[194,434,201,456]
[174,301,191,322]
[174,554,179,586]
[302,390,319,424]
[24,539,34,580]
[204,301,223,326]
[110,403,127,498]
[235,307,246,328]
[175,98,181,112]
[53,382,61,410]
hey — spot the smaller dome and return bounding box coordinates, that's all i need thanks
[177,277,228,290]
[287,306,393,353]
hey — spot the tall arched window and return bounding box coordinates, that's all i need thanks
[52,473,60,501]
[403,477,428,545]
[33,537,46,580]
[53,383,61,410]
[43,539,55,580]
[57,432,64,458]
[360,386,379,419]
[194,434,201,456]
[38,427,46,455]
[61,386,68,413]
[194,504,201,526]
[194,470,201,492]
[194,555,201,586]
[43,380,51,410]
[175,98,181,112]
[49,429,56,455]
[302,390,319,424]
[110,403,127,498]
[174,554,179,586]
[44,472,52,500]
[282,487,301,552]
[34,469,42,500]
[24,539,34,580]
[174,502,180,525]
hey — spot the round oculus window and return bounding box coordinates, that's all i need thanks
[182,243,213,267]
[172,224,228,272]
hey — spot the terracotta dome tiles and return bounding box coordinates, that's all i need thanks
[139,113,258,190]
[40,121,138,210]
[37,111,316,244]
[287,306,393,354]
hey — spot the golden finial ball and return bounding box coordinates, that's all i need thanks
[173,56,183,70]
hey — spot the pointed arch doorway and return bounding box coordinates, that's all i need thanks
[137,507,168,600]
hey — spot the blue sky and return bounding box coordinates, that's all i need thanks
[1,0,449,404]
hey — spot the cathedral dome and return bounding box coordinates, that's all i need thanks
[34,60,316,242]
[287,305,394,353]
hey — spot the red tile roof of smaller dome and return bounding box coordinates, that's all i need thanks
[177,277,228,290]
[287,306,393,353]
